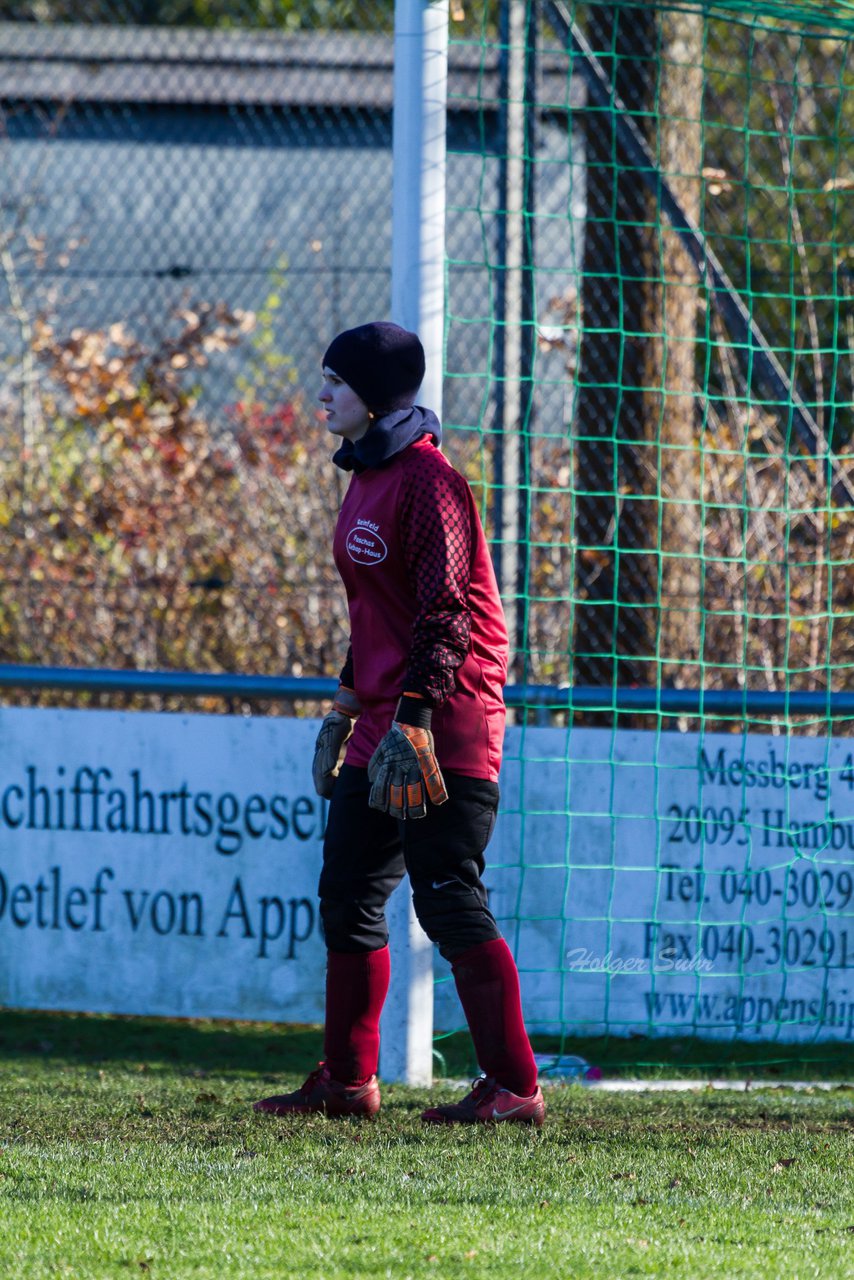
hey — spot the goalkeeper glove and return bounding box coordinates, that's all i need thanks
[367,695,449,820]
[312,686,362,799]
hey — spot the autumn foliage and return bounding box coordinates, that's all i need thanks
[0,302,349,708]
[2,292,853,718]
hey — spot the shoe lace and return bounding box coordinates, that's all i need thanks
[302,1063,331,1091]
[468,1076,499,1104]
[307,1063,369,1093]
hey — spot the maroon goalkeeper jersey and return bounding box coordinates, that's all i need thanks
[332,435,509,782]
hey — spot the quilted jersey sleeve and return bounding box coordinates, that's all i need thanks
[338,644,355,690]
[398,450,474,705]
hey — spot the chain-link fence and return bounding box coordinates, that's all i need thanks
[0,6,408,697]
[1,2,853,721]
[3,0,854,1059]
[0,3,583,702]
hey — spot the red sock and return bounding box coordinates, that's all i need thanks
[452,938,538,1096]
[324,946,391,1085]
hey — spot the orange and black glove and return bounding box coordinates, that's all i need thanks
[367,695,449,819]
[312,686,362,799]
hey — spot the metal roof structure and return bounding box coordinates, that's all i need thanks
[0,23,586,111]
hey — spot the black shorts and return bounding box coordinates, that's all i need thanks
[318,764,502,961]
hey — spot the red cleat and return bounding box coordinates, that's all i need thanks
[253,1064,381,1118]
[421,1076,545,1127]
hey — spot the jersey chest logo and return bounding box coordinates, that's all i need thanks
[345,518,388,567]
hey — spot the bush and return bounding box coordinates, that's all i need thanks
[0,301,349,710]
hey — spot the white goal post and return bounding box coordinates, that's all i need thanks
[379,0,449,1087]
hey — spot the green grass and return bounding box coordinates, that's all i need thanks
[434,1029,854,1082]
[1,1012,853,1279]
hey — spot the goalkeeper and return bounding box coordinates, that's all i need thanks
[254,322,543,1126]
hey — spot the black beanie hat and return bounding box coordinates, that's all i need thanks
[322,321,426,414]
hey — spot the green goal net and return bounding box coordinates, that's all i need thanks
[437,0,854,1068]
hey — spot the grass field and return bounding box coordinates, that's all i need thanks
[1,1012,852,1279]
